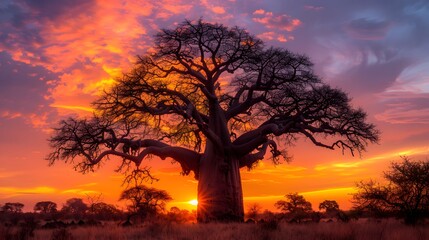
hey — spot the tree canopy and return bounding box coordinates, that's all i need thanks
[2,202,24,213]
[353,157,429,225]
[47,19,378,174]
[275,193,312,214]
[319,200,339,213]
[34,201,57,214]
[120,185,172,219]
[61,198,88,216]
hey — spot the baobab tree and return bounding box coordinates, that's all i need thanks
[47,20,379,222]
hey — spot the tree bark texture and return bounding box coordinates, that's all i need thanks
[197,141,244,222]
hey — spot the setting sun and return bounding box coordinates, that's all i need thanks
[188,199,198,206]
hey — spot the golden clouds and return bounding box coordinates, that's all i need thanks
[0,186,57,198]
[50,104,94,113]
[300,187,355,196]
[61,189,100,195]
[17,1,155,117]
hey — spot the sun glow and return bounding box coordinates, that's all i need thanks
[188,199,198,206]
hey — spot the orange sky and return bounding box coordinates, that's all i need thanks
[1,0,429,213]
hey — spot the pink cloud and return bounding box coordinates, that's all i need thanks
[253,9,265,15]
[1,111,22,119]
[212,6,226,14]
[252,10,302,32]
[257,32,294,42]
[201,0,226,15]
[375,92,429,124]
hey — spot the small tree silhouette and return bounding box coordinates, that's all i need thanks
[120,185,172,221]
[353,156,429,225]
[319,200,339,217]
[34,201,57,214]
[61,198,88,219]
[246,203,262,221]
[90,202,122,220]
[275,193,312,222]
[2,202,24,213]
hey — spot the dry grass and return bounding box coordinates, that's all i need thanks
[1,219,428,240]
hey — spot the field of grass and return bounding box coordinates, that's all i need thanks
[1,219,428,240]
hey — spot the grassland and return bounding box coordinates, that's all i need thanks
[1,219,428,240]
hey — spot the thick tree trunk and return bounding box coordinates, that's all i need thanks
[196,142,244,222]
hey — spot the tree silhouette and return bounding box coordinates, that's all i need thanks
[319,200,339,215]
[353,157,429,225]
[246,203,262,221]
[61,198,88,219]
[275,193,312,213]
[275,193,313,223]
[167,206,196,223]
[90,202,122,220]
[47,19,379,222]
[318,200,349,222]
[2,202,24,213]
[34,201,57,214]
[119,185,172,220]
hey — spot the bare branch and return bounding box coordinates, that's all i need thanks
[239,139,281,169]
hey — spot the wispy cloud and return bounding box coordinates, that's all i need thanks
[300,187,356,196]
[0,186,57,198]
[0,169,22,179]
[61,189,100,195]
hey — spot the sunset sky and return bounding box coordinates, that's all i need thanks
[1,0,429,213]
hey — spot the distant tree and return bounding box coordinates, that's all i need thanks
[167,206,195,223]
[61,198,88,218]
[318,200,350,222]
[86,193,103,215]
[246,203,262,220]
[119,185,172,219]
[2,202,24,213]
[275,193,312,222]
[259,209,277,223]
[319,200,339,215]
[47,19,379,222]
[276,193,312,213]
[353,157,429,225]
[90,202,123,220]
[34,201,57,214]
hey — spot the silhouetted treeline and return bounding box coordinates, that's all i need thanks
[0,198,124,225]
[2,157,428,229]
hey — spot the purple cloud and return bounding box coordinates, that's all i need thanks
[345,18,391,40]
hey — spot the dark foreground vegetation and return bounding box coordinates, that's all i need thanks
[1,219,428,240]
[1,195,428,240]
